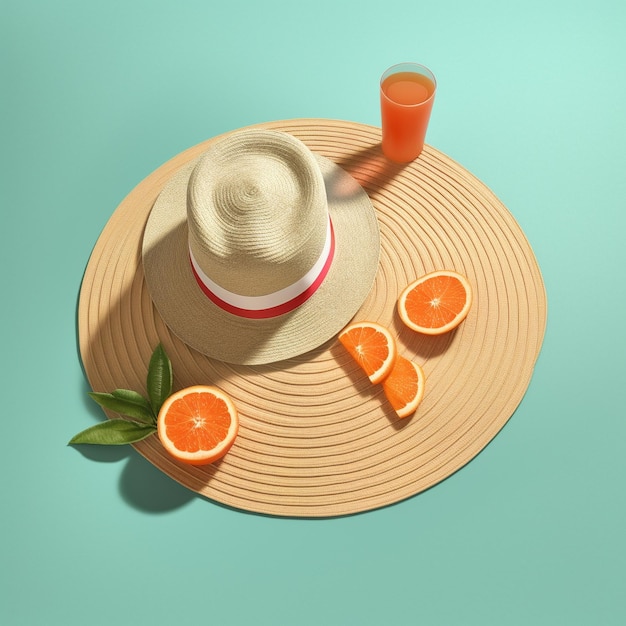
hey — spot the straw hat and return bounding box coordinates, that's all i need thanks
[142,129,380,365]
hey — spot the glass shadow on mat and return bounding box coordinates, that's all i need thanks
[332,141,410,195]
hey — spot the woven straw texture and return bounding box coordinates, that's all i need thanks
[78,119,547,517]
[187,129,328,293]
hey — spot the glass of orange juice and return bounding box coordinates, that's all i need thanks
[380,63,437,163]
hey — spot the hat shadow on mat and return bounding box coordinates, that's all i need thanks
[74,270,200,513]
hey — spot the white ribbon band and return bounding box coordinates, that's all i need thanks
[189,217,334,313]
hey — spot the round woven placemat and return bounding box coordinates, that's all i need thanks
[78,119,547,517]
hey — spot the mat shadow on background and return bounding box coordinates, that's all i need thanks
[71,376,196,513]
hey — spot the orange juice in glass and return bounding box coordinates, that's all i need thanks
[380,63,436,162]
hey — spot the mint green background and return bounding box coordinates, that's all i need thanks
[2,1,625,624]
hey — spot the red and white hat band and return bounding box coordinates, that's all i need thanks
[190,218,335,319]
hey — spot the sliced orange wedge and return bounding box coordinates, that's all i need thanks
[338,321,398,384]
[382,356,426,418]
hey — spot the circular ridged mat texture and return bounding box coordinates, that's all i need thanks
[78,119,547,517]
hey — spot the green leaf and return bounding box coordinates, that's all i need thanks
[147,344,173,416]
[112,389,155,421]
[88,391,154,424]
[68,419,156,445]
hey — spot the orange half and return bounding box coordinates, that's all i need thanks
[157,385,239,465]
[398,270,472,335]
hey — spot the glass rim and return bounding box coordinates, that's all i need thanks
[380,62,437,107]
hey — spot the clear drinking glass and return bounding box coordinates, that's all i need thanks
[380,62,437,162]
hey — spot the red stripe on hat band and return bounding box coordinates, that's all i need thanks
[190,220,335,319]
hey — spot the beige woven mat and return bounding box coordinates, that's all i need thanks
[78,119,547,517]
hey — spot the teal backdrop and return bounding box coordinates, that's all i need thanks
[2,1,625,624]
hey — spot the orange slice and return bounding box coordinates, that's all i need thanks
[398,270,472,335]
[338,321,398,384]
[157,385,239,465]
[382,356,426,418]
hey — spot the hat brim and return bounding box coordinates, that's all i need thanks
[79,119,547,518]
[142,152,380,365]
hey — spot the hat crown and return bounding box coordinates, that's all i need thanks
[187,130,328,297]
